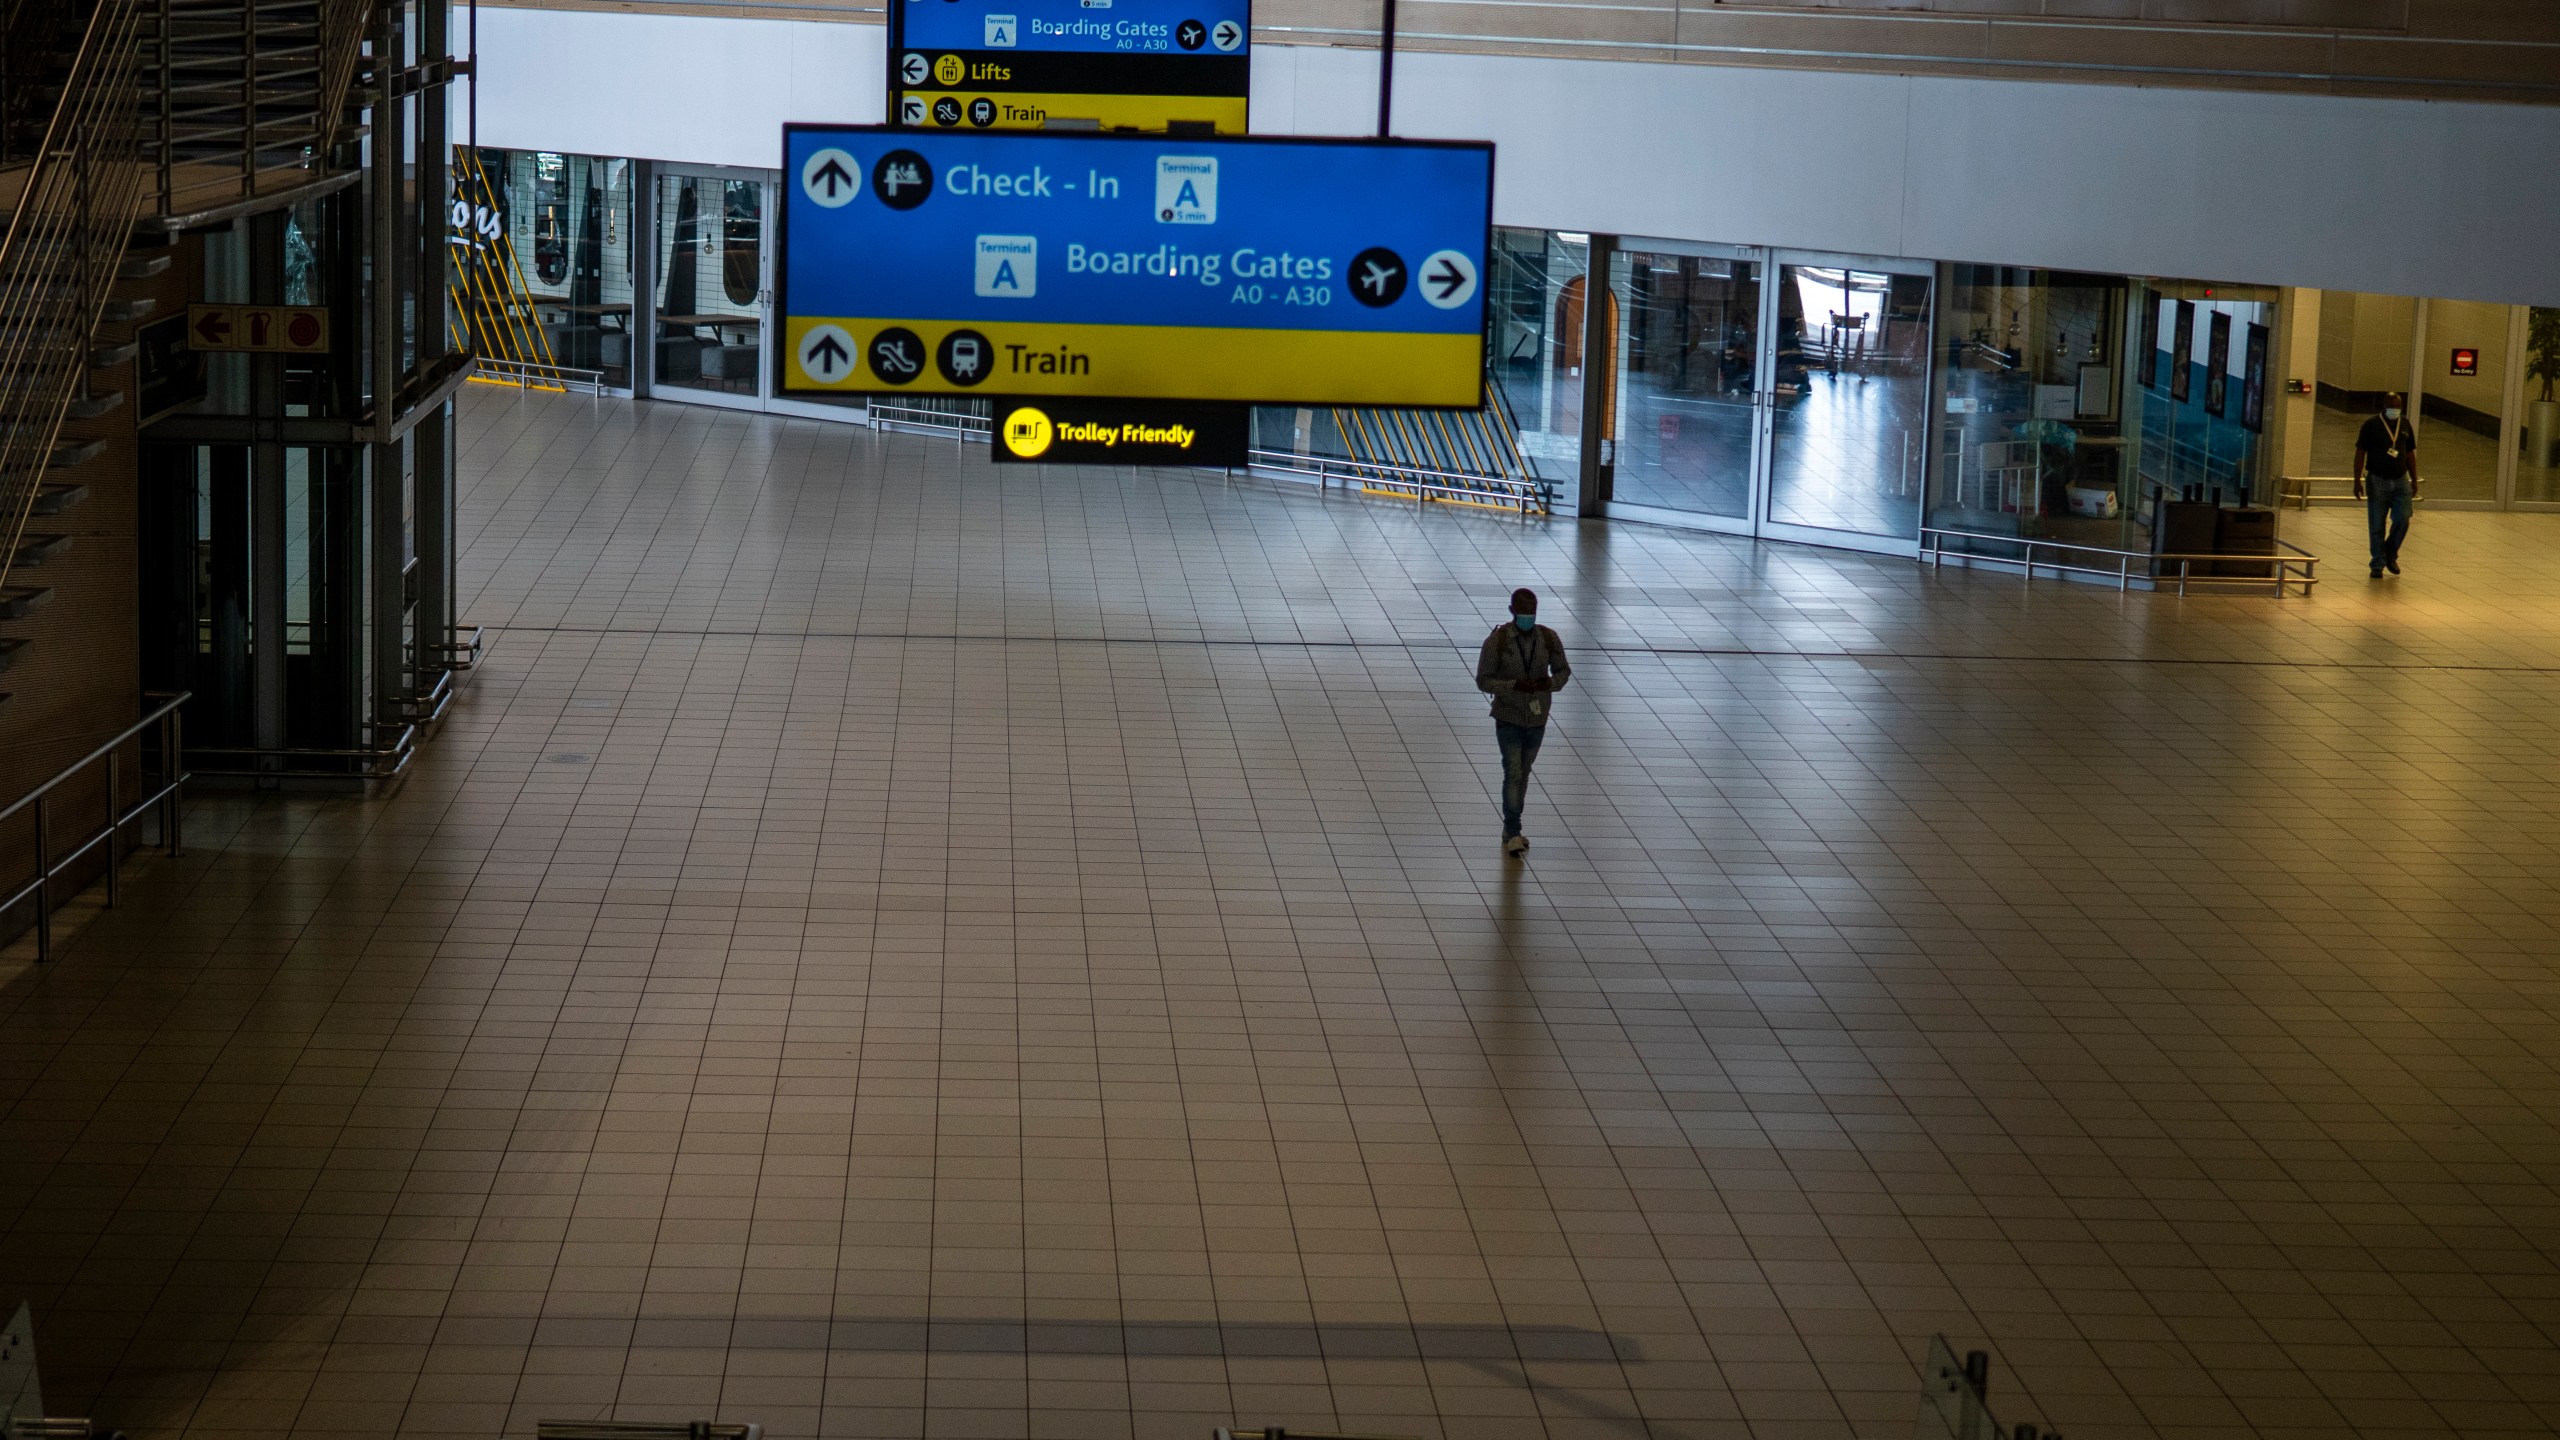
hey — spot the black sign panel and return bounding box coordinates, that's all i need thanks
[891,0,1250,134]
[991,397,1249,467]
[135,314,207,421]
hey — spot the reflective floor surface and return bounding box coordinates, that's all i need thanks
[5,388,2559,1440]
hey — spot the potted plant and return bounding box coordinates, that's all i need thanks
[2530,307,2560,470]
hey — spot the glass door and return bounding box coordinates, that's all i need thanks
[1603,243,1931,554]
[2521,306,2560,508]
[650,166,771,409]
[1759,256,1933,551]
[1606,242,1761,534]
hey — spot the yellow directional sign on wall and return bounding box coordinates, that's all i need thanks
[186,304,331,354]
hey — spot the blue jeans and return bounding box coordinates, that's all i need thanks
[1496,720,1546,836]
[2367,481,2413,567]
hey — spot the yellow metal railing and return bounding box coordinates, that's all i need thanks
[448,146,566,392]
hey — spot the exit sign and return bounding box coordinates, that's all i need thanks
[2450,347,2479,376]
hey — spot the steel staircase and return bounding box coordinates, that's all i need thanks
[0,0,150,707]
[142,0,368,217]
[0,0,370,709]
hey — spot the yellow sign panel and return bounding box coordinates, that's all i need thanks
[786,316,1482,407]
[903,91,1249,134]
[187,303,331,354]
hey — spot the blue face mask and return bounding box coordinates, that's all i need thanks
[1514,613,1537,632]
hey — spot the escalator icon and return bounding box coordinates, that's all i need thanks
[869,327,925,383]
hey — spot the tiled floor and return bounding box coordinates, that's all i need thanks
[7,388,2560,1440]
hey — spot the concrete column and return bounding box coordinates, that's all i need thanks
[415,403,452,671]
[1574,234,1615,517]
[2273,288,2321,481]
[249,213,287,784]
[369,0,410,745]
[631,160,656,397]
[2406,295,2431,426]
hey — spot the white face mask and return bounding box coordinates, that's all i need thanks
[2384,407,2402,421]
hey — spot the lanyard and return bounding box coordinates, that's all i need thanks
[2380,415,2403,449]
[1511,626,1538,675]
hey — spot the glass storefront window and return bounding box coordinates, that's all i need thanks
[1489,227,1589,500]
[2529,307,2560,502]
[655,173,766,398]
[1766,263,1931,540]
[465,148,637,388]
[2308,291,2420,495]
[2128,282,2276,513]
[1611,248,1757,520]
[2417,299,2510,503]
[2293,292,2557,510]
[1931,269,2276,562]
[1930,266,2141,552]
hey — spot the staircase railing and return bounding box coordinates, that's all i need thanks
[142,0,367,216]
[0,0,147,593]
[1304,378,1552,514]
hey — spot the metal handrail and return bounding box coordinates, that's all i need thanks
[869,398,992,438]
[0,0,147,593]
[537,1414,757,1424]
[2278,473,2365,509]
[474,356,607,395]
[1251,14,2560,99]
[2,691,190,963]
[1249,446,1553,515]
[1920,525,2319,597]
[140,0,367,212]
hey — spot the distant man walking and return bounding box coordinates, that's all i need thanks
[2353,390,2421,578]
[1475,587,1571,857]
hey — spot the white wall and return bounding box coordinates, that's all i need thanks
[467,8,2560,305]
[467,9,884,173]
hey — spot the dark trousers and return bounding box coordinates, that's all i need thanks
[2367,481,2414,567]
[1496,720,1546,836]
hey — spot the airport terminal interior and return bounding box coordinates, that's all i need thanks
[4,1,2560,1439]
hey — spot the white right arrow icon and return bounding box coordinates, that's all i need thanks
[1210,19,1243,49]
[1420,249,1478,309]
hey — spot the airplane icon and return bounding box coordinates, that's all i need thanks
[1348,247,1405,307]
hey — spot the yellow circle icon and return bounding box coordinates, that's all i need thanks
[934,53,966,85]
[1002,407,1054,459]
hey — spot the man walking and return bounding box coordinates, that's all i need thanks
[1475,587,1571,857]
[2353,390,2421,578]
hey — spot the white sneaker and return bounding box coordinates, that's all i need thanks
[1503,834,1529,857]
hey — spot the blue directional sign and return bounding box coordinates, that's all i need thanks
[779,126,1493,407]
[890,0,1250,132]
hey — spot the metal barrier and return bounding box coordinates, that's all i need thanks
[1248,447,1551,516]
[869,397,991,439]
[2278,473,2363,509]
[542,1414,762,1424]
[1216,1429,1416,1440]
[1921,526,2318,597]
[1,691,189,963]
[474,357,604,396]
[863,393,1551,515]
[1915,1336,2061,1440]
